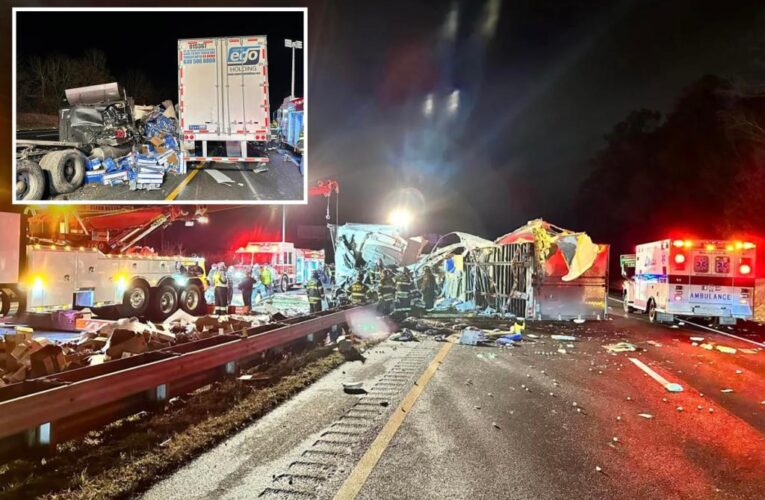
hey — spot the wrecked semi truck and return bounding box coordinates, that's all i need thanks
[0,212,208,324]
[178,36,271,166]
[15,83,139,201]
[331,223,426,287]
[274,96,304,154]
[621,239,756,324]
[417,220,610,320]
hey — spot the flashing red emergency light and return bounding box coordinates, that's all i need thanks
[674,254,686,264]
[740,257,752,275]
[673,240,684,248]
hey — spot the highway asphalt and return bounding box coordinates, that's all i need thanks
[140,303,765,499]
[16,127,304,202]
[61,152,304,202]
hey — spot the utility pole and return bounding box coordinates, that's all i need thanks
[284,39,303,98]
[282,206,286,243]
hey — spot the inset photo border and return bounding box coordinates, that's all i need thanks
[12,7,307,205]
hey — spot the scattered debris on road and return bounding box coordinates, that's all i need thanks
[603,342,637,353]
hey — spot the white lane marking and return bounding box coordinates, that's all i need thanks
[240,167,261,200]
[628,357,683,392]
[678,319,765,349]
[608,296,765,349]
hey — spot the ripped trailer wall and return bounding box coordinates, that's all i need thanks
[466,242,610,320]
[531,243,610,320]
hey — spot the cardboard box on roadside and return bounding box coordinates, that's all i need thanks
[30,344,68,378]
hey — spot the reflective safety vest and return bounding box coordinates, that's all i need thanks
[260,267,273,285]
[350,282,369,304]
[213,271,228,288]
[306,278,323,304]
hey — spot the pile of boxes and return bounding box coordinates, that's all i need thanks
[83,103,182,191]
[0,312,272,386]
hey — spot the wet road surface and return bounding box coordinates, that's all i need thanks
[141,304,765,499]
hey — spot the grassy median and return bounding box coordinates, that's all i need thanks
[0,345,346,500]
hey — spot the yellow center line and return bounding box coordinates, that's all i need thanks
[165,163,205,201]
[333,341,454,500]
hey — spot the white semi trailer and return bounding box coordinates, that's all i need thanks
[0,212,207,321]
[178,35,271,167]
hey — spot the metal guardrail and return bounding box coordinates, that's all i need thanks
[0,305,371,459]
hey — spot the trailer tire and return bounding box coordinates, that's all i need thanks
[180,283,206,315]
[149,284,179,320]
[39,149,86,195]
[647,299,657,323]
[16,160,46,200]
[122,281,150,317]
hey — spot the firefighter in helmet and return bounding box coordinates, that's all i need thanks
[349,271,370,305]
[378,268,396,315]
[306,270,324,313]
[394,267,413,313]
[419,265,437,310]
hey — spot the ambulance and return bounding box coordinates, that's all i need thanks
[621,239,756,324]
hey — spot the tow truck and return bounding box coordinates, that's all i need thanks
[0,206,212,323]
[621,238,756,324]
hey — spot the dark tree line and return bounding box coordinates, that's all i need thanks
[576,75,765,259]
[16,50,163,114]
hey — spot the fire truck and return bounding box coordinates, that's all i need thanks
[232,242,325,293]
[621,239,756,324]
[0,208,210,322]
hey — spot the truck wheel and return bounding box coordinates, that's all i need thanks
[647,299,657,323]
[122,281,150,317]
[16,160,46,200]
[1,290,10,317]
[180,283,206,315]
[39,149,86,195]
[149,285,179,320]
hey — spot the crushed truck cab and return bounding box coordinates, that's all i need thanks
[622,239,756,324]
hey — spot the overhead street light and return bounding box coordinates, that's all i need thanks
[388,208,414,231]
[284,39,303,98]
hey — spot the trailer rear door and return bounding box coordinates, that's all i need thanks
[222,36,270,136]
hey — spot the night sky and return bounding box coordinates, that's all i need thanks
[15,8,304,113]
[3,0,765,254]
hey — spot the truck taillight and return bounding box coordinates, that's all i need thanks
[674,285,684,302]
